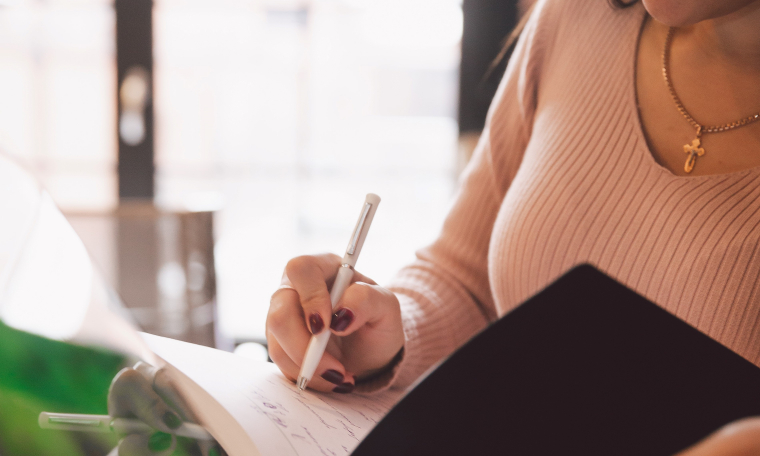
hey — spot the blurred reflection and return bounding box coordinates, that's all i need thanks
[0,153,151,361]
[2,191,93,339]
[0,154,217,455]
[0,155,126,455]
[0,156,131,456]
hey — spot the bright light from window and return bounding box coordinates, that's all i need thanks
[0,0,116,212]
[154,0,461,342]
[361,0,463,49]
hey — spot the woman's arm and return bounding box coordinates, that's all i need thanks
[265,0,556,394]
[676,418,760,456]
[376,0,554,391]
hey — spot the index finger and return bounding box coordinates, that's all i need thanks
[283,254,342,336]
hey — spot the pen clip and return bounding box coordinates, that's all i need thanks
[347,202,372,255]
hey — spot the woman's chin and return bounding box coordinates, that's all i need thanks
[641,0,701,27]
[641,0,759,27]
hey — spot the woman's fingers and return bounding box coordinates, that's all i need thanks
[284,254,342,337]
[108,368,183,434]
[329,282,400,336]
[348,268,377,286]
[266,340,297,380]
[278,254,376,339]
[267,337,355,393]
[269,253,398,390]
[267,287,313,364]
[267,283,354,392]
[327,282,405,377]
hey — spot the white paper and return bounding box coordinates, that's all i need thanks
[143,334,403,456]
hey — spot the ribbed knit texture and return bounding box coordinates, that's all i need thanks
[365,0,760,392]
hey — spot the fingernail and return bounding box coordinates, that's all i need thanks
[321,369,344,385]
[330,308,354,332]
[333,382,354,394]
[163,410,182,430]
[309,312,324,335]
[148,432,173,452]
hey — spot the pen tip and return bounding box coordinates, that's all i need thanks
[297,377,308,391]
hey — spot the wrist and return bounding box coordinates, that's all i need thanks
[356,347,404,385]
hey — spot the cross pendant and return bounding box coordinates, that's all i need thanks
[683,137,705,174]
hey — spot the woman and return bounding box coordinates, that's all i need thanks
[266,0,760,453]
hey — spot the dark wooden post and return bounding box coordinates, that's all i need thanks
[115,0,154,200]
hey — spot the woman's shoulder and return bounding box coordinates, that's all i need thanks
[529,0,645,40]
[535,0,643,20]
[524,0,646,72]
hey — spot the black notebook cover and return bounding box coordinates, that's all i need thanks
[353,264,760,455]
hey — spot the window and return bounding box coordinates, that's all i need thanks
[154,0,462,341]
[0,0,116,211]
[0,0,462,343]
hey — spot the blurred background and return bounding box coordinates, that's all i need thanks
[0,0,525,351]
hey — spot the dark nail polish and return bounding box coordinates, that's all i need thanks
[321,369,344,385]
[333,382,354,394]
[163,410,182,430]
[330,308,354,332]
[309,313,324,334]
[148,432,173,452]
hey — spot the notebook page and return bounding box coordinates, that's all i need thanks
[143,334,403,456]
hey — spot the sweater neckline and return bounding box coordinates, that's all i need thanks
[628,8,760,181]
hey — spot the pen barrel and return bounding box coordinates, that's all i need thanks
[300,265,353,382]
[298,193,380,388]
[330,265,354,309]
[300,331,331,382]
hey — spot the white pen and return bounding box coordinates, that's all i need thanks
[38,412,214,440]
[297,193,381,391]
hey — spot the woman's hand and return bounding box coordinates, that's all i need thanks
[266,253,405,393]
[676,418,760,456]
[108,362,226,456]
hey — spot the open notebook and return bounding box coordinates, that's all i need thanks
[143,334,404,456]
[147,263,760,456]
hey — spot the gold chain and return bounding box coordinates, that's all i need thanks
[661,27,760,173]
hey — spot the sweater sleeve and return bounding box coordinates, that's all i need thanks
[354,0,552,393]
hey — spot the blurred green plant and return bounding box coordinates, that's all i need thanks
[0,320,128,455]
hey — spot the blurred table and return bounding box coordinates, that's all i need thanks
[65,202,221,348]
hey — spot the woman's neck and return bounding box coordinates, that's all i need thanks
[688,2,760,70]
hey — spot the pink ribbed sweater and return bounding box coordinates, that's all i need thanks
[382,0,760,391]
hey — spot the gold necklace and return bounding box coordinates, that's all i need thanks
[662,27,760,173]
